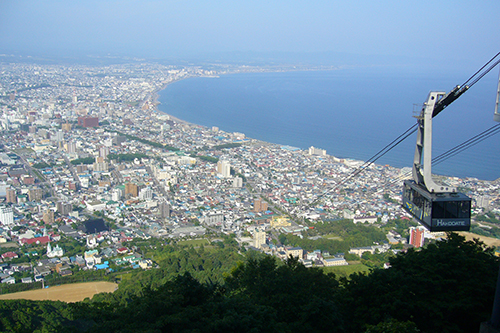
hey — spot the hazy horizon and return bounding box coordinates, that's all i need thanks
[1,1,499,70]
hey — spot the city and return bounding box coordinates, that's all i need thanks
[0,60,499,286]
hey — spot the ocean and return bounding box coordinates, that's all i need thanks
[157,67,500,181]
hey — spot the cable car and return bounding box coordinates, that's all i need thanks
[402,180,471,232]
[402,90,472,232]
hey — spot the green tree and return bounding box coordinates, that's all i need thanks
[225,256,343,332]
[338,233,498,333]
[365,318,420,333]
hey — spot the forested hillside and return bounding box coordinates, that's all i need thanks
[0,233,497,333]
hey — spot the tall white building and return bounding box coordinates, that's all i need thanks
[476,195,491,210]
[93,157,109,172]
[217,160,231,178]
[66,141,77,154]
[308,146,327,156]
[99,146,110,159]
[253,229,267,249]
[0,206,14,225]
[112,188,123,201]
[139,187,153,201]
[233,177,243,188]
[53,130,64,142]
[159,201,170,218]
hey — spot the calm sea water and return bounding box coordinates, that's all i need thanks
[158,68,500,181]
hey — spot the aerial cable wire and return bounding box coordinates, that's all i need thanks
[309,124,418,206]
[433,123,500,164]
[435,124,500,164]
[461,51,500,88]
[339,123,418,183]
[468,59,500,88]
[335,124,416,185]
[307,53,500,208]
[385,123,500,188]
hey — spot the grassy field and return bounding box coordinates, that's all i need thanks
[14,148,34,154]
[459,231,500,247]
[0,281,118,303]
[322,262,370,278]
[0,242,19,249]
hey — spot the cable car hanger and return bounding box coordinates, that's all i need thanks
[402,52,500,232]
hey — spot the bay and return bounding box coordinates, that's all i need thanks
[158,67,500,181]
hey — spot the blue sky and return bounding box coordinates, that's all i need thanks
[1,0,499,65]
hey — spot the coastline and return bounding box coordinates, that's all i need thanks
[149,65,341,127]
[151,76,199,127]
[148,70,499,182]
[149,70,400,171]
[150,76,408,181]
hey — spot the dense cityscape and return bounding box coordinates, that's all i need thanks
[0,59,498,287]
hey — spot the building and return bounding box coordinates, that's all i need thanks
[112,136,127,146]
[139,187,153,200]
[84,250,99,266]
[112,188,123,201]
[159,201,170,218]
[0,206,14,225]
[99,146,110,159]
[308,146,327,156]
[1,276,15,284]
[233,176,243,188]
[78,116,99,128]
[349,244,390,256]
[76,164,87,173]
[43,209,54,224]
[233,132,245,140]
[93,156,109,172]
[322,257,348,266]
[217,160,231,178]
[87,235,98,248]
[61,122,72,132]
[20,236,50,246]
[28,187,43,202]
[409,226,425,248]
[1,252,19,261]
[286,247,303,259]
[65,141,77,154]
[203,212,224,226]
[57,201,73,215]
[68,181,77,191]
[8,167,26,178]
[6,188,16,204]
[46,243,64,258]
[254,198,268,213]
[270,215,291,228]
[21,175,35,185]
[343,209,355,219]
[53,130,64,142]
[476,195,491,210]
[22,277,33,284]
[353,216,377,224]
[0,154,15,165]
[86,200,106,212]
[80,219,109,235]
[125,182,138,198]
[253,229,267,249]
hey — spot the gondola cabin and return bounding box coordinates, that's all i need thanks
[402,180,471,232]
